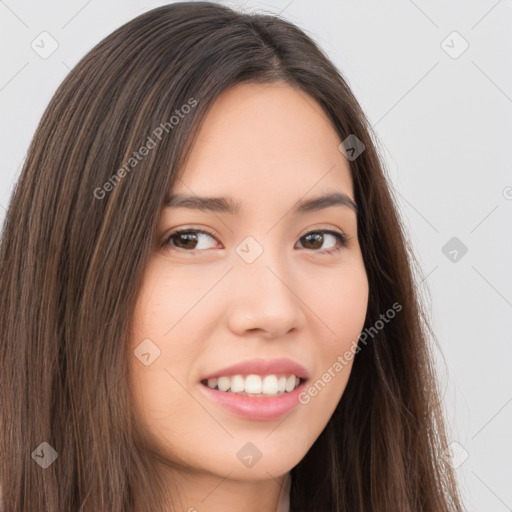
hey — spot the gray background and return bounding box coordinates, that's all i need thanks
[1,1,511,510]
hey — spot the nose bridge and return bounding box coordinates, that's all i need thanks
[226,234,305,336]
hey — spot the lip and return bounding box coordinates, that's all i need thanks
[199,379,307,421]
[199,358,310,421]
[200,358,310,381]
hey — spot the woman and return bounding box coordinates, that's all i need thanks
[0,2,465,511]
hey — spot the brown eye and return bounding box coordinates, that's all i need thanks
[296,230,348,253]
[163,229,218,251]
[162,228,349,254]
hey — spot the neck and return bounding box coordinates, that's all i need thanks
[154,468,291,512]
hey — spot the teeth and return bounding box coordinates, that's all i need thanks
[245,374,262,394]
[262,375,278,395]
[285,375,296,392]
[217,376,231,392]
[230,374,245,393]
[204,374,302,395]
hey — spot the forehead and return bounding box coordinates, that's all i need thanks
[173,82,354,204]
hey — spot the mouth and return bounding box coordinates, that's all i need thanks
[198,358,310,421]
[199,373,309,421]
[200,374,306,397]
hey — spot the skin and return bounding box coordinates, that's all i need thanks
[129,81,369,512]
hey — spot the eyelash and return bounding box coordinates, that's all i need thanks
[162,226,351,255]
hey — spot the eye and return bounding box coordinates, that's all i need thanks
[162,227,351,254]
[163,228,219,251]
[296,229,349,254]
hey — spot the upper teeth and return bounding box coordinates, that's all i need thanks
[204,374,301,395]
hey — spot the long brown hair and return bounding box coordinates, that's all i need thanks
[0,2,465,511]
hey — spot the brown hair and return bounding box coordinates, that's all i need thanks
[0,2,464,511]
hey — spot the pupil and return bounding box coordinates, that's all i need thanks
[304,233,322,249]
[178,232,197,249]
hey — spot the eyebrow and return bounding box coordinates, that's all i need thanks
[164,191,358,215]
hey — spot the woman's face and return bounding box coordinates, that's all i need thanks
[130,82,369,482]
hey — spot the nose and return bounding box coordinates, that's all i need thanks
[225,247,306,339]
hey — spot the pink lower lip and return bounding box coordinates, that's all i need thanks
[199,380,306,421]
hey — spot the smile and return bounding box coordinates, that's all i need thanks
[201,374,303,396]
[199,377,309,421]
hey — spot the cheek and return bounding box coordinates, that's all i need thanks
[296,260,368,414]
[129,265,181,421]
[310,260,369,348]
[134,259,220,336]
[129,261,212,429]
[305,260,367,391]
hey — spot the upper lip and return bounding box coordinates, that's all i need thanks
[201,358,310,381]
